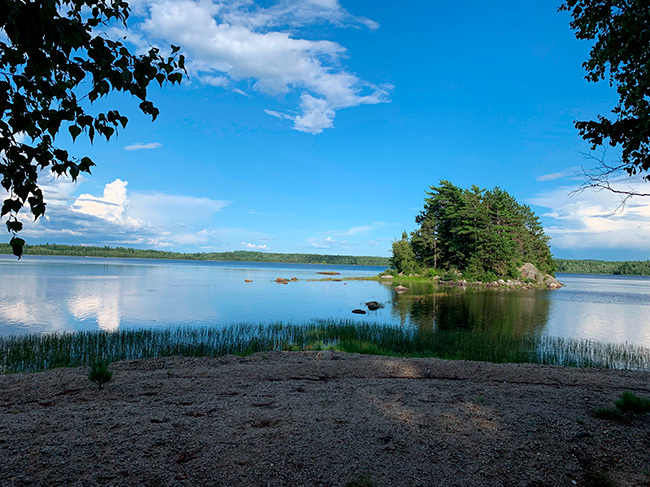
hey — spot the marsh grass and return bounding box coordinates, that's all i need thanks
[1,320,649,373]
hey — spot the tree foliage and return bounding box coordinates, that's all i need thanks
[0,0,186,258]
[560,0,650,181]
[393,181,554,279]
[391,232,418,275]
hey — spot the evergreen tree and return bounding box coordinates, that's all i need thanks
[391,232,418,275]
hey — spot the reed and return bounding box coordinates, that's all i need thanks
[1,320,648,373]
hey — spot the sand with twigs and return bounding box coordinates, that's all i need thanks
[1,351,649,486]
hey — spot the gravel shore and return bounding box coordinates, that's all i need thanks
[1,351,649,486]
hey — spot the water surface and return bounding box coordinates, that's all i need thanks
[1,256,649,347]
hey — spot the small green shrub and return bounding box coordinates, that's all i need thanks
[89,360,113,391]
[592,407,625,422]
[585,470,617,487]
[346,475,376,487]
[614,392,650,414]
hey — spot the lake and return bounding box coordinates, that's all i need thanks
[0,255,649,348]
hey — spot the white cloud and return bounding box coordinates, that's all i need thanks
[307,235,347,248]
[329,221,385,236]
[124,142,162,151]
[124,0,389,134]
[531,178,650,252]
[536,168,578,182]
[6,176,236,250]
[242,241,268,250]
[71,179,143,228]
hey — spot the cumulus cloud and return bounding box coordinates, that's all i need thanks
[122,0,389,134]
[124,142,162,151]
[530,178,650,252]
[8,176,234,250]
[72,179,143,228]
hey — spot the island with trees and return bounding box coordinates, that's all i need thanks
[390,181,561,288]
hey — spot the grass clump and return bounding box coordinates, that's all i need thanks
[593,391,650,422]
[584,470,617,487]
[614,391,650,414]
[346,475,376,487]
[88,360,113,390]
[592,407,625,422]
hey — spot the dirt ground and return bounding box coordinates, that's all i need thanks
[0,351,649,487]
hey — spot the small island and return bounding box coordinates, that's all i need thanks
[388,181,561,289]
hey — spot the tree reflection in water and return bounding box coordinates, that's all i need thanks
[389,280,551,337]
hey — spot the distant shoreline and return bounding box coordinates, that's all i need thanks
[1,243,649,276]
[0,243,391,267]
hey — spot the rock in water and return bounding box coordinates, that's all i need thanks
[244,279,253,283]
[394,286,409,293]
[366,301,382,310]
[352,309,367,314]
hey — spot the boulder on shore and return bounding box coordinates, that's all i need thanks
[519,263,563,289]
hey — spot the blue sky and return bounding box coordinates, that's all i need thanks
[9,0,650,260]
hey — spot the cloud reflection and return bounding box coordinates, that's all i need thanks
[67,278,122,332]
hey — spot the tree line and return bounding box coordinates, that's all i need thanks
[0,244,391,267]
[555,259,650,276]
[392,181,555,281]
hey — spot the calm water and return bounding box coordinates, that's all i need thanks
[1,255,649,347]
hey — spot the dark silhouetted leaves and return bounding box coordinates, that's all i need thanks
[0,0,186,253]
[560,1,650,181]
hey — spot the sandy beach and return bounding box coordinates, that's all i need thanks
[1,351,649,486]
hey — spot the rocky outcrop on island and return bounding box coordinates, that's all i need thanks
[434,263,563,290]
[519,263,563,289]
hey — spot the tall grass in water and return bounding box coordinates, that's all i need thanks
[0,320,648,373]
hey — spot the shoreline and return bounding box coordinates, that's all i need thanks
[1,351,649,486]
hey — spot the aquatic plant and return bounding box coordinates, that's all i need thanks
[0,320,648,373]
